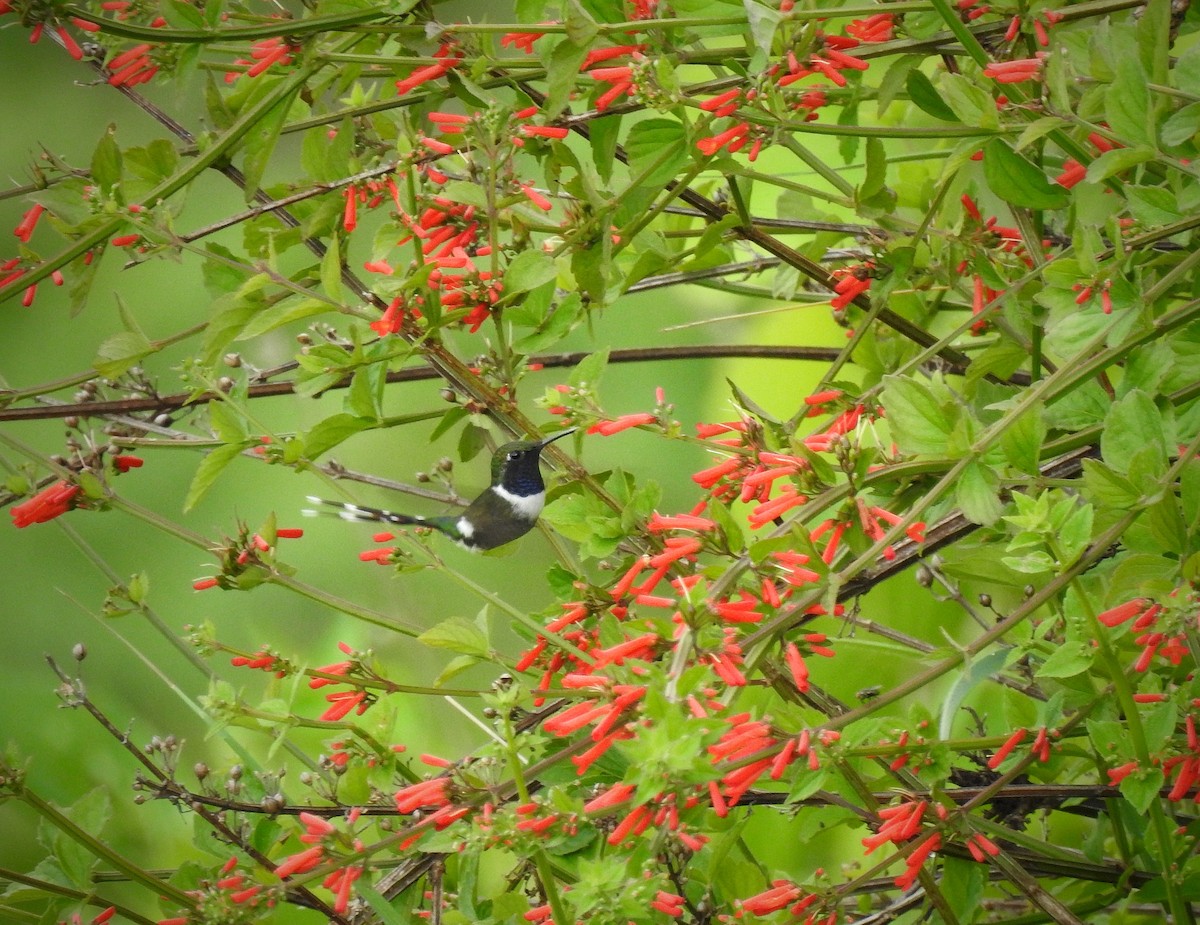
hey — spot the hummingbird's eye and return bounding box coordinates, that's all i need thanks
[508,451,520,460]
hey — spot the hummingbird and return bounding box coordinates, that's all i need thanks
[304,428,575,551]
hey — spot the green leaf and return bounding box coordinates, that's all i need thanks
[356,881,413,925]
[1082,459,1141,508]
[321,233,343,301]
[743,0,782,64]
[303,414,373,460]
[1105,56,1152,145]
[1013,116,1071,151]
[564,0,599,45]
[93,330,153,378]
[239,297,332,340]
[982,140,1069,210]
[1126,185,1183,225]
[1100,389,1167,476]
[419,616,490,658]
[999,402,1045,474]
[434,654,482,687]
[90,125,123,199]
[241,84,301,201]
[880,375,955,455]
[906,69,958,122]
[938,647,1010,739]
[505,249,558,294]
[208,399,247,442]
[569,347,609,392]
[1119,766,1163,814]
[185,442,251,512]
[859,137,888,200]
[1084,146,1155,183]
[939,73,998,129]
[625,119,687,189]
[1161,101,1200,146]
[1036,641,1093,678]
[544,38,590,116]
[956,461,1003,526]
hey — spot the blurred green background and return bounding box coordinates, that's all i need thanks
[0,14,968,919]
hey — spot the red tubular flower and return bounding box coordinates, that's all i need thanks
[784,642,809,692]
[831,267,872,309]
[107,43,158,86]
[320,690,367,721]
[500,31,544,53]
[1106,760,1138,784]
[582,43,645,69]
[14,203,45,242]
[846,12,895,41]
[1098,598,1149,627]
[982,54,1046,83]
[520,124,569,139]
[739,882,802,916]
[987,727,1028,769]
[11,481,80,527]
[395,47,460,95]
[393,778,448,813]
[696,121,750,156]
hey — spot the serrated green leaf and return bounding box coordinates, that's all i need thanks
[1000,402,1045,474]
[569,348,609,391]
[1105,56,1152,145]
[303,414,373,460]
[744,0,782,63]
[419,616,490,657]
[434,653,481,687]
[544,38,590,116]
[1014,116,1070,151]
[90,125,122,199]
[880,375,955,455]
[1161,101,1200,146]
[1036,641,1093,678]
[626,118,687,189]
[1084,145,1155,183]
[208,399,246,442]
[1119,766,1163,814]
[956,460,1003,525]
[505,249,558,294]
[93,330,153,377]
[564,0,599,45]
[983,140,1069,210]
[1101,389,1167,476]
[185,442,251,511]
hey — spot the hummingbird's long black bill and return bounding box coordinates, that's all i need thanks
[537,427,576,448]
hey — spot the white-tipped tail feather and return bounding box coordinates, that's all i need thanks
[302,496,426,526]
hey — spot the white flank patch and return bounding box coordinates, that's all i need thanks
[492,485,545,519]
[455,516,475,539]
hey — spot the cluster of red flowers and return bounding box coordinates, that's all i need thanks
[987,725,1055,769]
[191,526,303,590]
[829,263,873,311]
[158,856,271,924]
[8,203,69,306]
[694,15,893,159]
[1097,597,1190,675]
[225,36,298,82]
[11,455,143,528]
